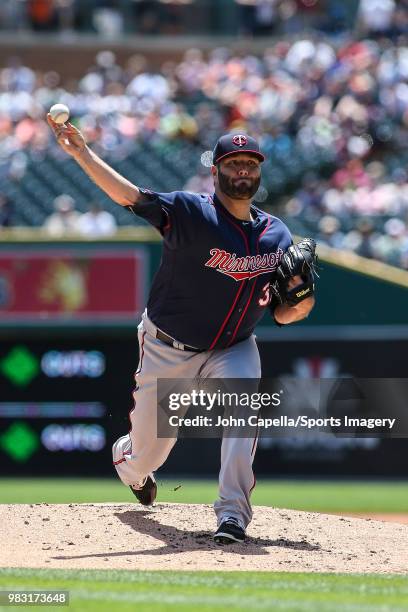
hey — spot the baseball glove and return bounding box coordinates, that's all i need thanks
[270,238,318,306]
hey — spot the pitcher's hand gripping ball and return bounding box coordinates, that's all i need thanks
[271,238,318,305]
[47,111,86,159]
[49,103,70,124]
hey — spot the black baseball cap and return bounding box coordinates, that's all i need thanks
[212,133,265,165]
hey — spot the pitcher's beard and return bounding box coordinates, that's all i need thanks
[218,170,260,200]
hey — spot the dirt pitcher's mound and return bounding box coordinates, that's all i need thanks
[1,503,407,573]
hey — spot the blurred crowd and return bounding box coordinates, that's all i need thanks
[287,162,408,268]
[1,3,408,267]
[0,0,196,36]
[0,0,359,37]
[43,194,117,237]
[0,0,407,38]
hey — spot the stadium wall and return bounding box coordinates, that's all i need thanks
[0,234,407,478]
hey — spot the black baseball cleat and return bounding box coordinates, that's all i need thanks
[129,474,157,506]
[214,517,245,544]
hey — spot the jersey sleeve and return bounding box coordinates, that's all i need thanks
[278,223,293,252]
[127,190,197,248]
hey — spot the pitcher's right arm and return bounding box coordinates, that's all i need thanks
[47,114,141,207]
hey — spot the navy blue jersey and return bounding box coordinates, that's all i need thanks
[128,190,292,350]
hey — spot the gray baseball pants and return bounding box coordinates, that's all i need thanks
[113,311,261,528]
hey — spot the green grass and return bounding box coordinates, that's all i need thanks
[0,478,407,512]
[0,569,407,612]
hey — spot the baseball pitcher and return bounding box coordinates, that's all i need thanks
[48,116,316,544]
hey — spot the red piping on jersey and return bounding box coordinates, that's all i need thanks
[209,282,245,350]
[113,331,146,465]
[209,203,250,350]
[258,215,272,242]
[212,198,251,252]
[226,215,272,347]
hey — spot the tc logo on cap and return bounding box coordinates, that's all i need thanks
[232,134,247,147]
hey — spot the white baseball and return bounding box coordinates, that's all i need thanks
[49,103,70,124]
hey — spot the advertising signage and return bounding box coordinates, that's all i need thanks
[0,337,138,476]
[1,335,407,477]
[0,248,147,325]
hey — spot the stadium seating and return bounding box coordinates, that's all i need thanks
[3,137,338,228]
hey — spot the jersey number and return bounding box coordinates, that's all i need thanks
[258,282,271,307]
